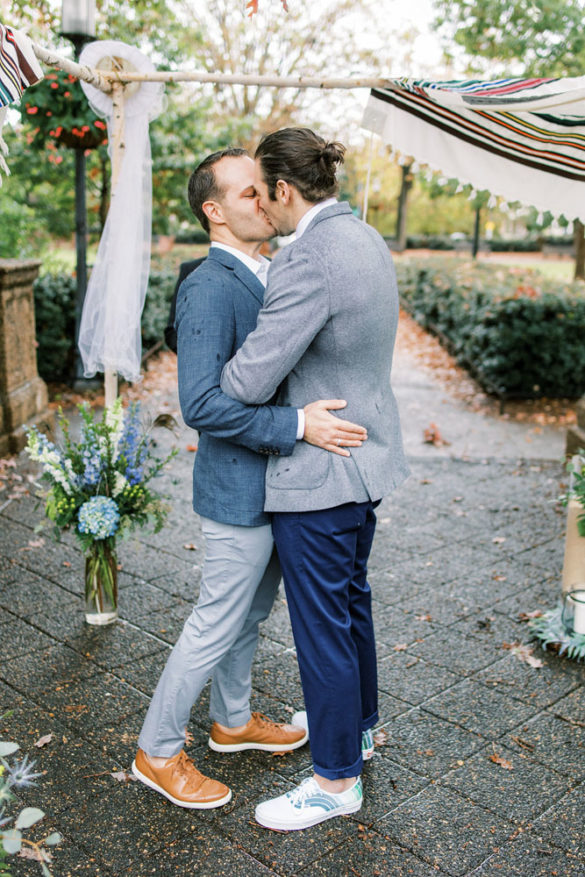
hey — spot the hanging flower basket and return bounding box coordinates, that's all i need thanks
[20,70,108,153]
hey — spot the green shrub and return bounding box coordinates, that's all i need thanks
[33,272,77,382]
[174,228,210,245]
[489,239,541,252]
[406,234,455,250]
[395,258,585,398]
[142,269,177,350]
[32,269,176,384]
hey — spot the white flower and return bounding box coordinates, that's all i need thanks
[105,398,125,462]
[112,471,129,497]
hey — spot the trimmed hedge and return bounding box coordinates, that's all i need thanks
[32,269,177,381]
[395,258,585,398]
[33,272,77,382]
[142,269,177,350]
[488,239,540,252]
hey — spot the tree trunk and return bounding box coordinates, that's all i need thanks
[472,206,481,259]
[574,220,585,280]
[396,162,413,251]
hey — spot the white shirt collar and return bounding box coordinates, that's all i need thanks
[295,198,338,239]
[211,241,269,283]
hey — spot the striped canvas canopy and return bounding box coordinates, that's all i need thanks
[362,77,585,222]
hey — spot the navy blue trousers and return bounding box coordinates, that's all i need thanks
[272,500,379,780]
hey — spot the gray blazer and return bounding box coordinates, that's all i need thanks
[220,202,409,512]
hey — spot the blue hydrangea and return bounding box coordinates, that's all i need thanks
[78,496,120,540]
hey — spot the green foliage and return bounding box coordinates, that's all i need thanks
[32,268,179,382]
[530,602,585,661]
[142,270,177,349]
[0,195,42,259]
[396,258,585,398]
[174,229,210,245]
[434,0,585,76]
[488,239,541,252]
[0,739,57,876]
[405,235,456,250]
[566,454,585,537]
[32,273,77,382]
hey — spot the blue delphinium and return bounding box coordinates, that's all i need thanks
[78,496,120,540]
[119,404,147,485]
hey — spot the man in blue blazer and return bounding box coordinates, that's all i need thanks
[133,147,367,810]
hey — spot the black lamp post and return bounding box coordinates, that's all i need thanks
[60,0,96,386]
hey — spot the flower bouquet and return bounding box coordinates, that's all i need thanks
[26,400,175,625]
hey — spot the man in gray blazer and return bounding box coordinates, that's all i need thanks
[221,128,409,831]
[133,147,367,810]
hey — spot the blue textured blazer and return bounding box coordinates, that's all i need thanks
[175,246,298,527]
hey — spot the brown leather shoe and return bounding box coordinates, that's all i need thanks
[208,712,309,753]
[131,748,231,809]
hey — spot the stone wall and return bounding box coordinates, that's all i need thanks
[0,259,54,455]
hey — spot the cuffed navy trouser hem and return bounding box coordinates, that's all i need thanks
[272,499,379,781]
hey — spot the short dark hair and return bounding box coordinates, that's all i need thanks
[254,128,346,203]
[188,147,248,233]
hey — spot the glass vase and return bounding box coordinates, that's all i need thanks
[84,540,118,625]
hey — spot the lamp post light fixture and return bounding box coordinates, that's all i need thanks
[60,0,96,386]
[61,0,95,55]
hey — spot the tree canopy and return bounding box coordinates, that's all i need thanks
[434,0,585,76]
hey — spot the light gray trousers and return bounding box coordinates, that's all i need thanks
[138,516,280,758]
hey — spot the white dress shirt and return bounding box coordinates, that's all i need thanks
[211,242,304,439]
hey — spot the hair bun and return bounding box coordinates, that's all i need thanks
[317,140,346,178]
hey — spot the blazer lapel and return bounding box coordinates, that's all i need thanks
[207,247,264,305]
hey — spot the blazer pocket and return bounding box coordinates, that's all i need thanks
[266,443,330,490]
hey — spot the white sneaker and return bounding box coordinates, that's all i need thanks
[291,711,375,761]
[255,775,363,831]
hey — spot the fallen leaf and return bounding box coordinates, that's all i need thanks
[393,643,408,652]
[62,561,71,568]
[110,770,137,783]
[423,422,451,446]
[492,536,506,544]
[489,752,513,770]
[18,847,52,863]
[20,537,45,551]
[503,642,543,668]
[186,444,198,452]
[373,728,388,746]
[34,733,53,748]
[183,543,198,551]
[415,613,433,622]
[518,610,544,622]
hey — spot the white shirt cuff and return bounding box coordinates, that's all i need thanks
[296,409,305,440]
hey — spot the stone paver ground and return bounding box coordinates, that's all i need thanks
[2,352,585,875]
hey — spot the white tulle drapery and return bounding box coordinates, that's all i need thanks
[77,41,164,382]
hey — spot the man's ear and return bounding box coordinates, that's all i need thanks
[202,199,225,227]
[275,179,291,205]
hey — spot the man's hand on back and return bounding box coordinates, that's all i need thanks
[303,400,367,458]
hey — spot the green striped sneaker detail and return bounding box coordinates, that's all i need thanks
[362,728,375,761]
[255,776,363,831]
